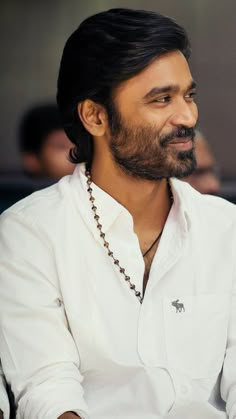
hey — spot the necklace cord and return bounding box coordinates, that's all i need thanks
[142,179,172,258]
[142,230,163,257]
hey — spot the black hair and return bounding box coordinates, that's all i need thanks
[19,104,63,154]
[57,8,191,165]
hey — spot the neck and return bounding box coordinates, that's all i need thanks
[90,158,172,233]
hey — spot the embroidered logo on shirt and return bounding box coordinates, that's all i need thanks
[171,299,185,313]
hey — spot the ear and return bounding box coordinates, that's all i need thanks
[22,153,43,175]
[77,99,107,137]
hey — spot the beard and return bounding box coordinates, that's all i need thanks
[107,103,197,181]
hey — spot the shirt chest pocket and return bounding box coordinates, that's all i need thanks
[163,294,230,378]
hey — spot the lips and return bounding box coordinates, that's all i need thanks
[168,136,193,145]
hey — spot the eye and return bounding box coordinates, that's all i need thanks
[153,95,171,104]
[185,91,197,101]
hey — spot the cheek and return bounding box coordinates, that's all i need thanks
[41,148,75,174]
[137,107,168,125]
[48,150,73,167]
[129,110,170,142]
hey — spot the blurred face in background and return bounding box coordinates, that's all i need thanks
[22,129,75,179]
[39,129,75,178]
[183,132,221,194]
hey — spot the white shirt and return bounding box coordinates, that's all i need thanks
[0,365,9,419]
[0,164,236,419]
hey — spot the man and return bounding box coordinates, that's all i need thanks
[0,8,235,419]
[19,103,75,179]
[183,129,221,194]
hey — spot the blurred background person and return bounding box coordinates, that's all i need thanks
[0,104,76,213]
[19,103,75,180]
[183,129,221,195]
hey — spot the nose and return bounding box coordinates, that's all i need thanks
[171,100,198,128]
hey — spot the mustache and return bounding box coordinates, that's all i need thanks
[160,127,196,147]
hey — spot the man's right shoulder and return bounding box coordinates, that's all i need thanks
[0,175,77,228]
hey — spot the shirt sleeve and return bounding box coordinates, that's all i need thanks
[0,367,9,419]
[221,249,236,419]
[0,211,89,419]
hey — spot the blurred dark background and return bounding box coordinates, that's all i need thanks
[1,0,236,206]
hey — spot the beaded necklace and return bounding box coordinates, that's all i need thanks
[85,168,173,304]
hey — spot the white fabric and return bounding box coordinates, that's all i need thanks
[0,163,236,419]
[0,365,9,419]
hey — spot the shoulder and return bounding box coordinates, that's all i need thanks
[0,175,76,230]
[172,178,236,226]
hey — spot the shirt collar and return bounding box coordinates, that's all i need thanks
[71,164,133,237]
[169,177,193,233]
[71,164,192,237]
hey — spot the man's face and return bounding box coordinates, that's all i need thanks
[107,50,198,180]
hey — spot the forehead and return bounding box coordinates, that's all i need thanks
[114,50,193,102]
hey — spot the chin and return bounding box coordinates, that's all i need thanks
[167,152,197,179]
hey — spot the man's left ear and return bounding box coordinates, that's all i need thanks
[77,100,107,137]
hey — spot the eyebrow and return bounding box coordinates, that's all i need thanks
[143,80,197,101]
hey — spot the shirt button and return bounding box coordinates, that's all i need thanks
[56,298,62,306]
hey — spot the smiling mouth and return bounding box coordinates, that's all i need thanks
[169,136,193,144]
[168,137,193,150]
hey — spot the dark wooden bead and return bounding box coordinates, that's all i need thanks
[135,291,141,297]
[87,188,92,193]
[104,241,109,247]
[130,284,135,289]
[100,232,105,238]
[94,214,99,220]
[92,205,97,211]
[125,275,130,281]
[97,224,102,229]
[108,251,113,256]
[114,259,119,265]
[120,268,125,273]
